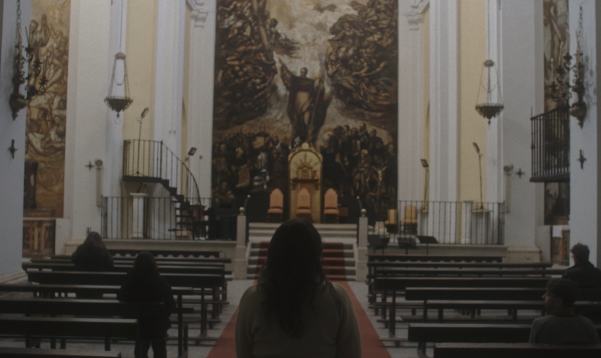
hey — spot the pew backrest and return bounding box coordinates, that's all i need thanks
[0,316,138,339]
[433,343,601,358]
[368,254,503,263]
[0,347,122,357]
[375,277,551,291]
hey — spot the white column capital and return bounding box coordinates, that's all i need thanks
[405,0,429,30]
[187,0,212,28]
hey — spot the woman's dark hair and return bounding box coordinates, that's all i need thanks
[77,232,110,262]
[547,278,579,307]
[258,219,327,338]
[81,231,107,251]
[131,251,160,281]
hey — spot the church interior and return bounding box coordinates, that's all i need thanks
[1,0,601,356]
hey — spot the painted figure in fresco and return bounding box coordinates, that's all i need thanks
[280,60,329,146]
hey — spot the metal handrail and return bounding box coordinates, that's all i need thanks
[123,140,201,205]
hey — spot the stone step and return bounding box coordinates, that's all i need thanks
[248,257,356,266]
[249,241,354,250]
[247,273,356,281]
[247,265,356,276]
[250,249,354,258]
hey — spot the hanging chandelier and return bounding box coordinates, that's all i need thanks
[104,1,132,118]
[476,59,504,125]
[104,52,133,117]
[475,7,504,125]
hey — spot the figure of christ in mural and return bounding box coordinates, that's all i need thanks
[279,61,330,146]
[212,0,398,223]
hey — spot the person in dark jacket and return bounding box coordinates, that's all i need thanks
[71,231,114,272]
[118,251,175,358]
[71,232,114,298]
[563,243,601,289]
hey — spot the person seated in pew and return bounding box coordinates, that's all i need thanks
[71,231,114,272]
[71,232,114,299]
[118,251,175,358]
[235,219,361,358]
[529,278,600,344]
[563,243,601,289]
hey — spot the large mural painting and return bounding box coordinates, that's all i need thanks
[212,0,398,221]
[24,0,70,218]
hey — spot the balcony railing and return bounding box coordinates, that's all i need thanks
[530,108,570,182]
[370,200,505,245]
[101,196,238,241]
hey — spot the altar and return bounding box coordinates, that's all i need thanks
[288,143,323,223]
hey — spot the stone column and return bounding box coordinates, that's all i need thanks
[234,209,248,280]
[153,0,186,153]
[186,0,215,198]
[355,213,369,282]
[130,193,147,239]
[429,0,459,202]
[398,0,428,201]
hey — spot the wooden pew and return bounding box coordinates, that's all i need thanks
[51,255,232,264]
[0,298,189,355]
[373,268,564,277]
[23,262,226,275]
[0,347,122,357]
[368,262,553,269]
[25,271,223,340]
[374,277,551,338]
[32,258,227,268]
[409,323,601,356]
[368,254,504,263]
[0,284,193,357]
[421,300,601,322]
[0,317,138,351]
[405,287,601,301]
[433,343,601,358]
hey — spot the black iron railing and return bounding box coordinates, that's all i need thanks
[122,140,201,205]
[530,108,570,182]
[101,197,238,241]
[367,200,505,245]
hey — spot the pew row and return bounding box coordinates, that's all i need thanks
[433,343,601,358]
[409,323,601,357]
[0,348,122,358]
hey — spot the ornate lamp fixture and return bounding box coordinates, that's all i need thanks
[476,59,504,125]
[9,0,48,119]
[104,52,133,117]
[475,8,504,125]
[104,2,132,118]
[569,7,587,127]
[9,0,26,120]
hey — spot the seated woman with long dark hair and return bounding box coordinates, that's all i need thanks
[118,251,175,358]
[71,231,114,272]
[235,219,361,358]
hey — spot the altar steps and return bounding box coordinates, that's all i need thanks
[247,241,356,281]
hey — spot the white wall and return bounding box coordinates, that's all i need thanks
[498,0,544,249]
[0,0,30,275]
[62,0,112,242]
[569,0,600,266]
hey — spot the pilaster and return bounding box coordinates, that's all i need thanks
[429,0,458,202]
[186,0,215,198]
[398,0,429,201]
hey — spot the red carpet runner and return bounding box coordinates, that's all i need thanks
[207,280,392,358]
[253,241,351,281]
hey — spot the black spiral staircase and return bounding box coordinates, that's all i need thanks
[122,140,202,237]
